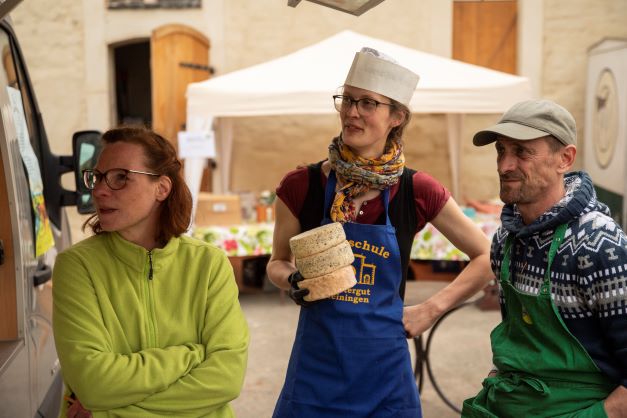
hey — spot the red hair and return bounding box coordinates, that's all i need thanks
[83,126,192,244]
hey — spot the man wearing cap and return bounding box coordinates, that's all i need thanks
[268,47,494,417]
[462,99,627,417]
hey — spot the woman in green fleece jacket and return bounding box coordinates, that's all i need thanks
[52,126,249,418]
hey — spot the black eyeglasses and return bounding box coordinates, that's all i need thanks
[333,94,393,116]
[82,168,160,191]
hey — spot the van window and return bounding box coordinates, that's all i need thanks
[0,26,42,161]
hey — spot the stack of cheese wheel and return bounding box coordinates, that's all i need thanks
[289,222,357,301]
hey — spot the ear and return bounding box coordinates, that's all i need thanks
[155,176,172,202]
[389,109,405,128]
[557,145,577,174]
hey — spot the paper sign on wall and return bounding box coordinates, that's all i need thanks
[178,131,216,159]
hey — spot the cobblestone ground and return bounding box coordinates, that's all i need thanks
[232,280,501,418]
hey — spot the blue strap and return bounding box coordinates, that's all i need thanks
[323,170,391,226]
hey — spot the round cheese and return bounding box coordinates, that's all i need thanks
[289,222,345,259]
[295,240,354,279]
[300,265,357,301]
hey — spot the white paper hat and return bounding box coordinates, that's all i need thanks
[344,47,420,106]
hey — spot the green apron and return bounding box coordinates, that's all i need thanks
[462,224,616,417]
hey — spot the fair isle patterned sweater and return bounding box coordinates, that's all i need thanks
[492,171,627,386]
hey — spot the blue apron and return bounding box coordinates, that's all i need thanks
[273,171,422,418]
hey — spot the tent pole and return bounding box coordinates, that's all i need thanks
[214,118,234,193]
[184,157,206,231]
[183,115,214,232]
[446,114,464,202]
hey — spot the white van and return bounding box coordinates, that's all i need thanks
[0,1,99,416]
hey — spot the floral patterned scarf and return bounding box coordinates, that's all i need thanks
[328,135,405,223]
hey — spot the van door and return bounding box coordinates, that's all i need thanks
[0,104,30,417]
[0,19,61,418]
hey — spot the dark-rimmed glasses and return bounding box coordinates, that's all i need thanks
[82,168,160,191]
[333,94,393,116]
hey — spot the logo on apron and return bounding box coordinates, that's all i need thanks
[329,239,391,305]
[354,253,377,285]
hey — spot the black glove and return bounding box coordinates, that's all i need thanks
[288,271,312,307]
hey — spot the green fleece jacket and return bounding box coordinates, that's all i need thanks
[52,232,249,417]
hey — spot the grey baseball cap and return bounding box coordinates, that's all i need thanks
[473,99,576,146]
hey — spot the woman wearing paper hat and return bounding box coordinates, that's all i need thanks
[268,47,493,417]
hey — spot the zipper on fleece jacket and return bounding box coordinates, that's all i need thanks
[144,251,157,347]
[148,251,154,280]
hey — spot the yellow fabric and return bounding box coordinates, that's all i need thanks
[328,136,404,223]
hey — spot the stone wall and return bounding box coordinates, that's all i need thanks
[11,0,86,156]
[542,0,627,167]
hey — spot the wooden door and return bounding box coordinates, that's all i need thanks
[151,25,213,190]
[0,146,17,341]
[453,0,518,74]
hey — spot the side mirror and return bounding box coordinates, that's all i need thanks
[72,131,101,214]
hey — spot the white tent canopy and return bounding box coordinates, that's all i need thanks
[186,30,532,198]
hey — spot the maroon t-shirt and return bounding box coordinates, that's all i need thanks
[276,166,451,233]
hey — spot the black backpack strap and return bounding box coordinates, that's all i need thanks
[298,161,325,232]
[388,168,418,300]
